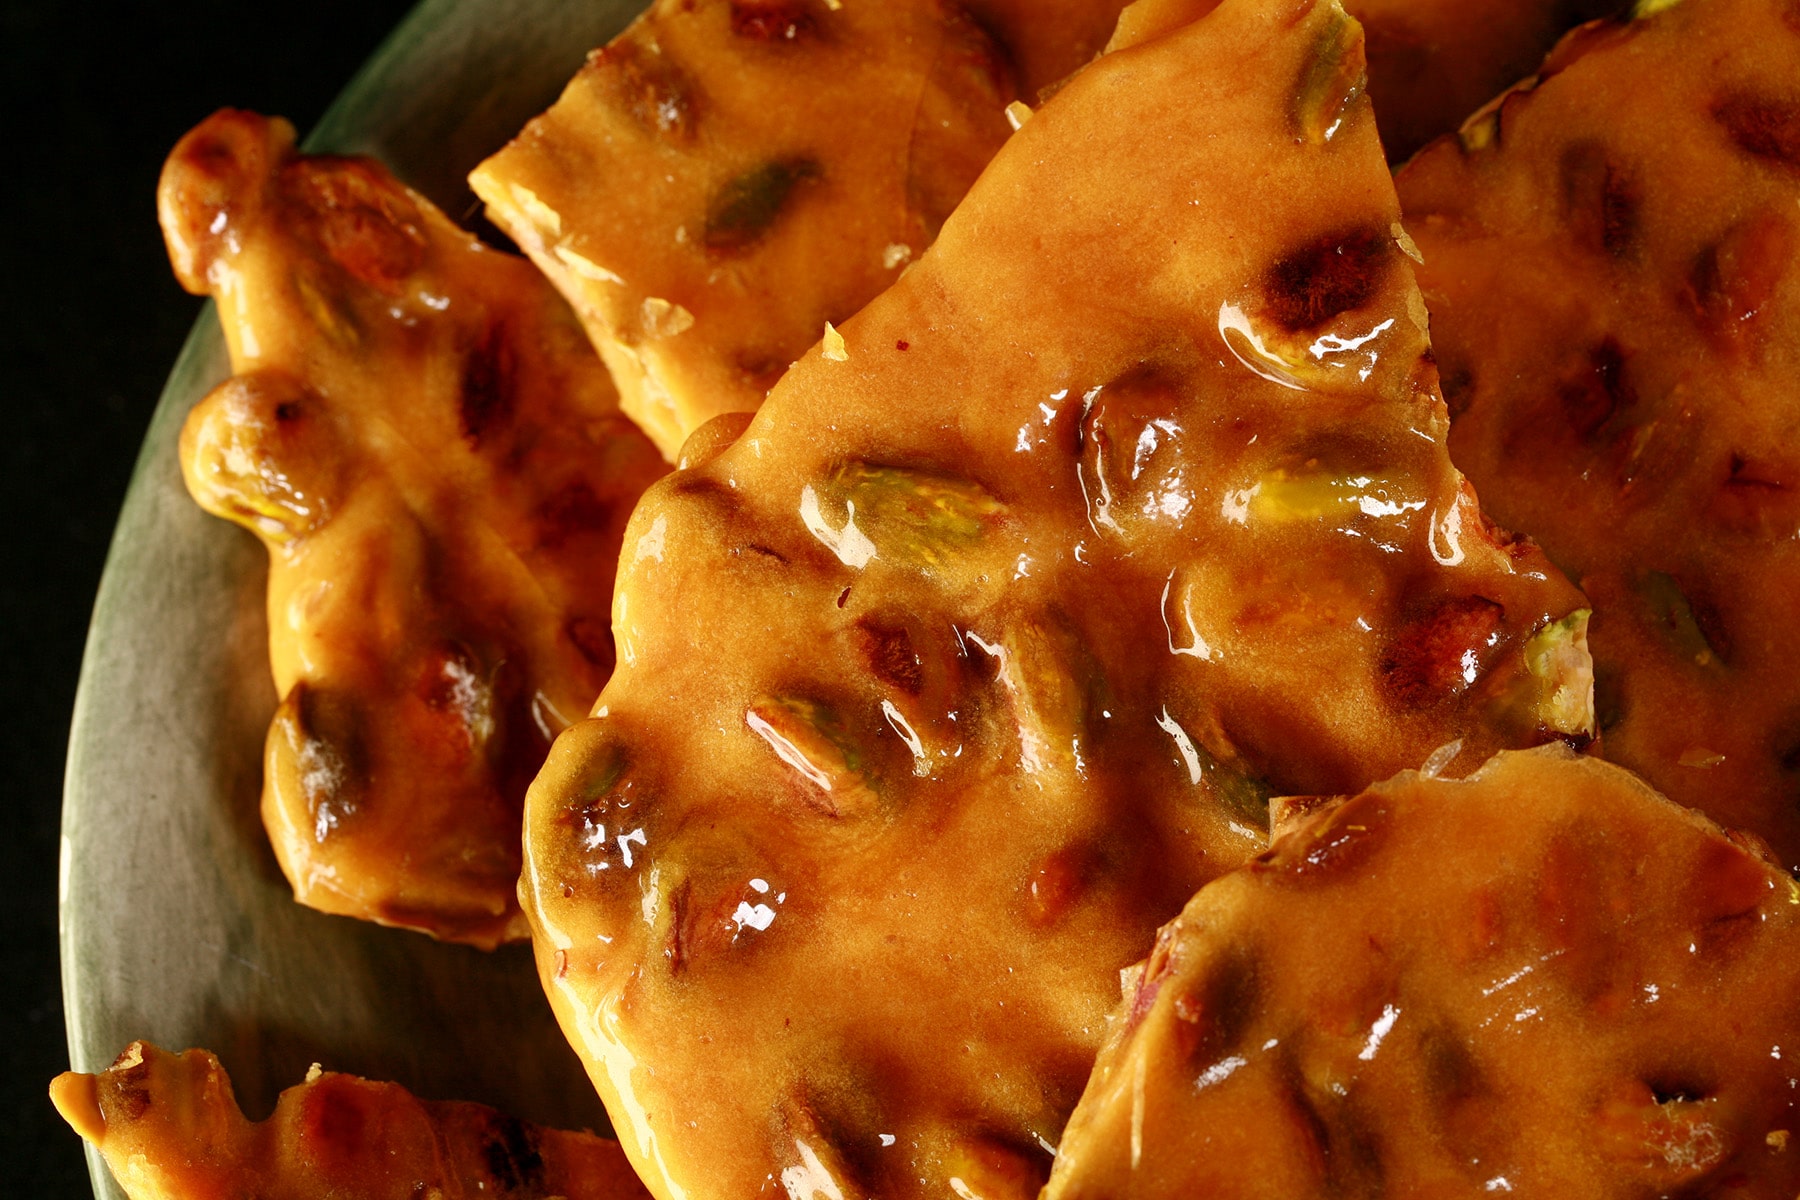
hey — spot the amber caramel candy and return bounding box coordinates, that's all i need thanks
[520,1,1589,1196]
[470,0,1026,457]
[1045,747,1800,1199]
[1399,0,1800,871]
[160,111,668,946]
[51,1041,651,1200]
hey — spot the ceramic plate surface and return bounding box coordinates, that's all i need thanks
[61,3,644,1195]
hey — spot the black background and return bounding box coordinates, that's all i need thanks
[3,1,418,1190]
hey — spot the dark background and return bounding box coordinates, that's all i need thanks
[3,1,416,1190]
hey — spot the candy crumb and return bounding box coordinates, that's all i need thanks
[822,322,848,362]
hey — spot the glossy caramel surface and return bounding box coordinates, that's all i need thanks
[520,2,1589,1197]
[160,111,669,946]
[470,0,1026,457]
[51,1041,651,1200]
[1046,747,1800,1199]
[1399,0,1800,872]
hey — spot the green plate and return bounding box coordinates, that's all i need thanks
[60,2,643,1195]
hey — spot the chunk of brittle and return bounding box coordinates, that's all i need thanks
[1399,0,1800,870]
[520,3,1587,1197]
[1045,747,1800,1199]
[50,1041,651,1200]
[470,0,1027,457]
[161,110,668,946]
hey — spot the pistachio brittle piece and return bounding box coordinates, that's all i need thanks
[1399,0,1800,870]
[51,1041,651,1200]
[470,0,1038,457]
[1046,747,1800,1199]
[521,2,1586,1197]
[161,110,668,946]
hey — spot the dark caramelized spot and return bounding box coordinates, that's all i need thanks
[566,615,615,669]
[730,0,817,42]
[1688,207,1797,333]
[481,1112,547,1192]
[732,542,791,565]
[300,1078,372,1163]
[1380,595,1505,708]
[1688,835,1774,927]
[1276,797,1391,883]
[1420,1026,1483,1104]
[106,1049,154,1121]
[1558,337,1634,438]
[1559,141,1639,257]
[1645,1077,1711,1106]
[1025,844,1089,927]
[705,158,823,254]
[1437,362,1475,418]
[1176,945,1261,1065]
[537,482,613,548]
[1712,451,1800,536]
[1262,227,1391,331]
[460,320,517,443]
[598,39,697,140]
[1639,571,1729,667]
[856,618,924,695]
[1275,1061,1334,1180]
[734,349,793,396]
[286,159,426,294]
[672,472,743,505]
[940,4,1019,98]
[1714,93,1800,169]
[1282,1059,1387,1193]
